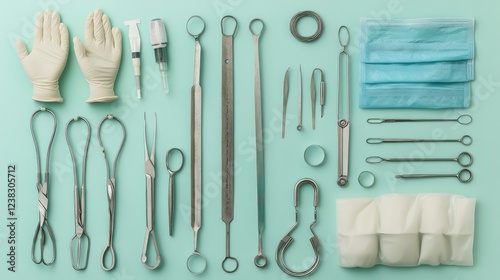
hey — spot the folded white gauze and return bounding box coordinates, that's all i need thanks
[336,194,475,268]
[16,10,69,102]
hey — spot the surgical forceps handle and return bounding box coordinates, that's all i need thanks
[396,169,472,183]
[66,116,91,270]
[297,65,302,131]
[367,114,472,125]
[250,18,268,268]
[98,115,126,271]
[30,107,57,266]
[187,15,207,275]
[142,113,160,270]
[367,135,473,146]
[366,152,473,167]
[337,26,350,187]
[282,67,290,139]
[221,15,239,273]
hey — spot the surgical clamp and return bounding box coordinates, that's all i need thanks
[166,148,184,236]
[367,114,472,125]
[396,169,472,183]
[366,152,473,167]
[142,113,161,269]
[186,15,208,274]
[30,107,57,266]
[98,114,126,271]
[310,68,325,129]
[276,178,320,277]
[221,15,239,273]
[282,67,290,139]
[367,135,473,146]
[337,26,350,187]
[250,18,267,268]
[66,116,91,270]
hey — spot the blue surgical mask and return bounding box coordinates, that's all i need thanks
[359,18,475,109]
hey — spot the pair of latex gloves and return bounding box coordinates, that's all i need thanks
[16,10,121,102]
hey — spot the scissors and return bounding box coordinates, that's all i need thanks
[186,15,208,274]
[66,116,91,270]
[30,107,57,266]
[98,114,126,271]
[142,113,161,269]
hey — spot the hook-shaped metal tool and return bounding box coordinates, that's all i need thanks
[310,68,325,129]
[276,178,320,277]
[66,116,91,270]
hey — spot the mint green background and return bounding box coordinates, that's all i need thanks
[0,0,498,279]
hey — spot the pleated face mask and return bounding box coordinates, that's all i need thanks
[359,18,475,109]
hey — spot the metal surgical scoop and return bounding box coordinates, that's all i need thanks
[221,15,239,273]
[98,114,126,271]
[142,113,161,269]
[30,107,57,266]
[186,15,207,275]
[66,116,91,270]
[337,26,350,187]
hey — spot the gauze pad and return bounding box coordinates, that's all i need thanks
[336,194,475,268]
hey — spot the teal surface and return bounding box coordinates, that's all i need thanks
[0,0,498,279]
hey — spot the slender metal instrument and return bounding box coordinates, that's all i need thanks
[337,26,350,187]
[396,169,472,183]
[250,18,267,268]
[367,114,472,125]
[221,15,239,273]
[186,15,207,274]
[142,113,160,270]
[367,135,473,146]
[98,114,126,271]
[310,68,324,129]
[30,107,57,266]
[297,65,303,131]
[66,116,91,271]
[282,67,290,139]
[366,152,473,167]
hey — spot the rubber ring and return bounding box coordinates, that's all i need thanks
[304,145,325,166]
[358,171,375,188]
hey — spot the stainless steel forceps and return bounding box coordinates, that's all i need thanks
[66,116,91,270]
[30,107,57,266]
[98,114,126,271]
[142,113,161,269]
[337,26,350,187]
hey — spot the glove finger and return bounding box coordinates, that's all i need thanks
[34,13,43,47]
[102,14,112,48]
[43,10,51,42]
[73,37,87,61]
[93,9,104,44]
[51,11,61,46]
[15,40,29,61]
[85,11,94,43]
[111,27,122,53]
[59,23,69,54]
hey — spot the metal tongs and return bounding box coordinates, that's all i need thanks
[337,26,350,187]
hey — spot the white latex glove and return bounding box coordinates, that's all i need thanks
[74,9,122,103]
[16,11,69,102]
